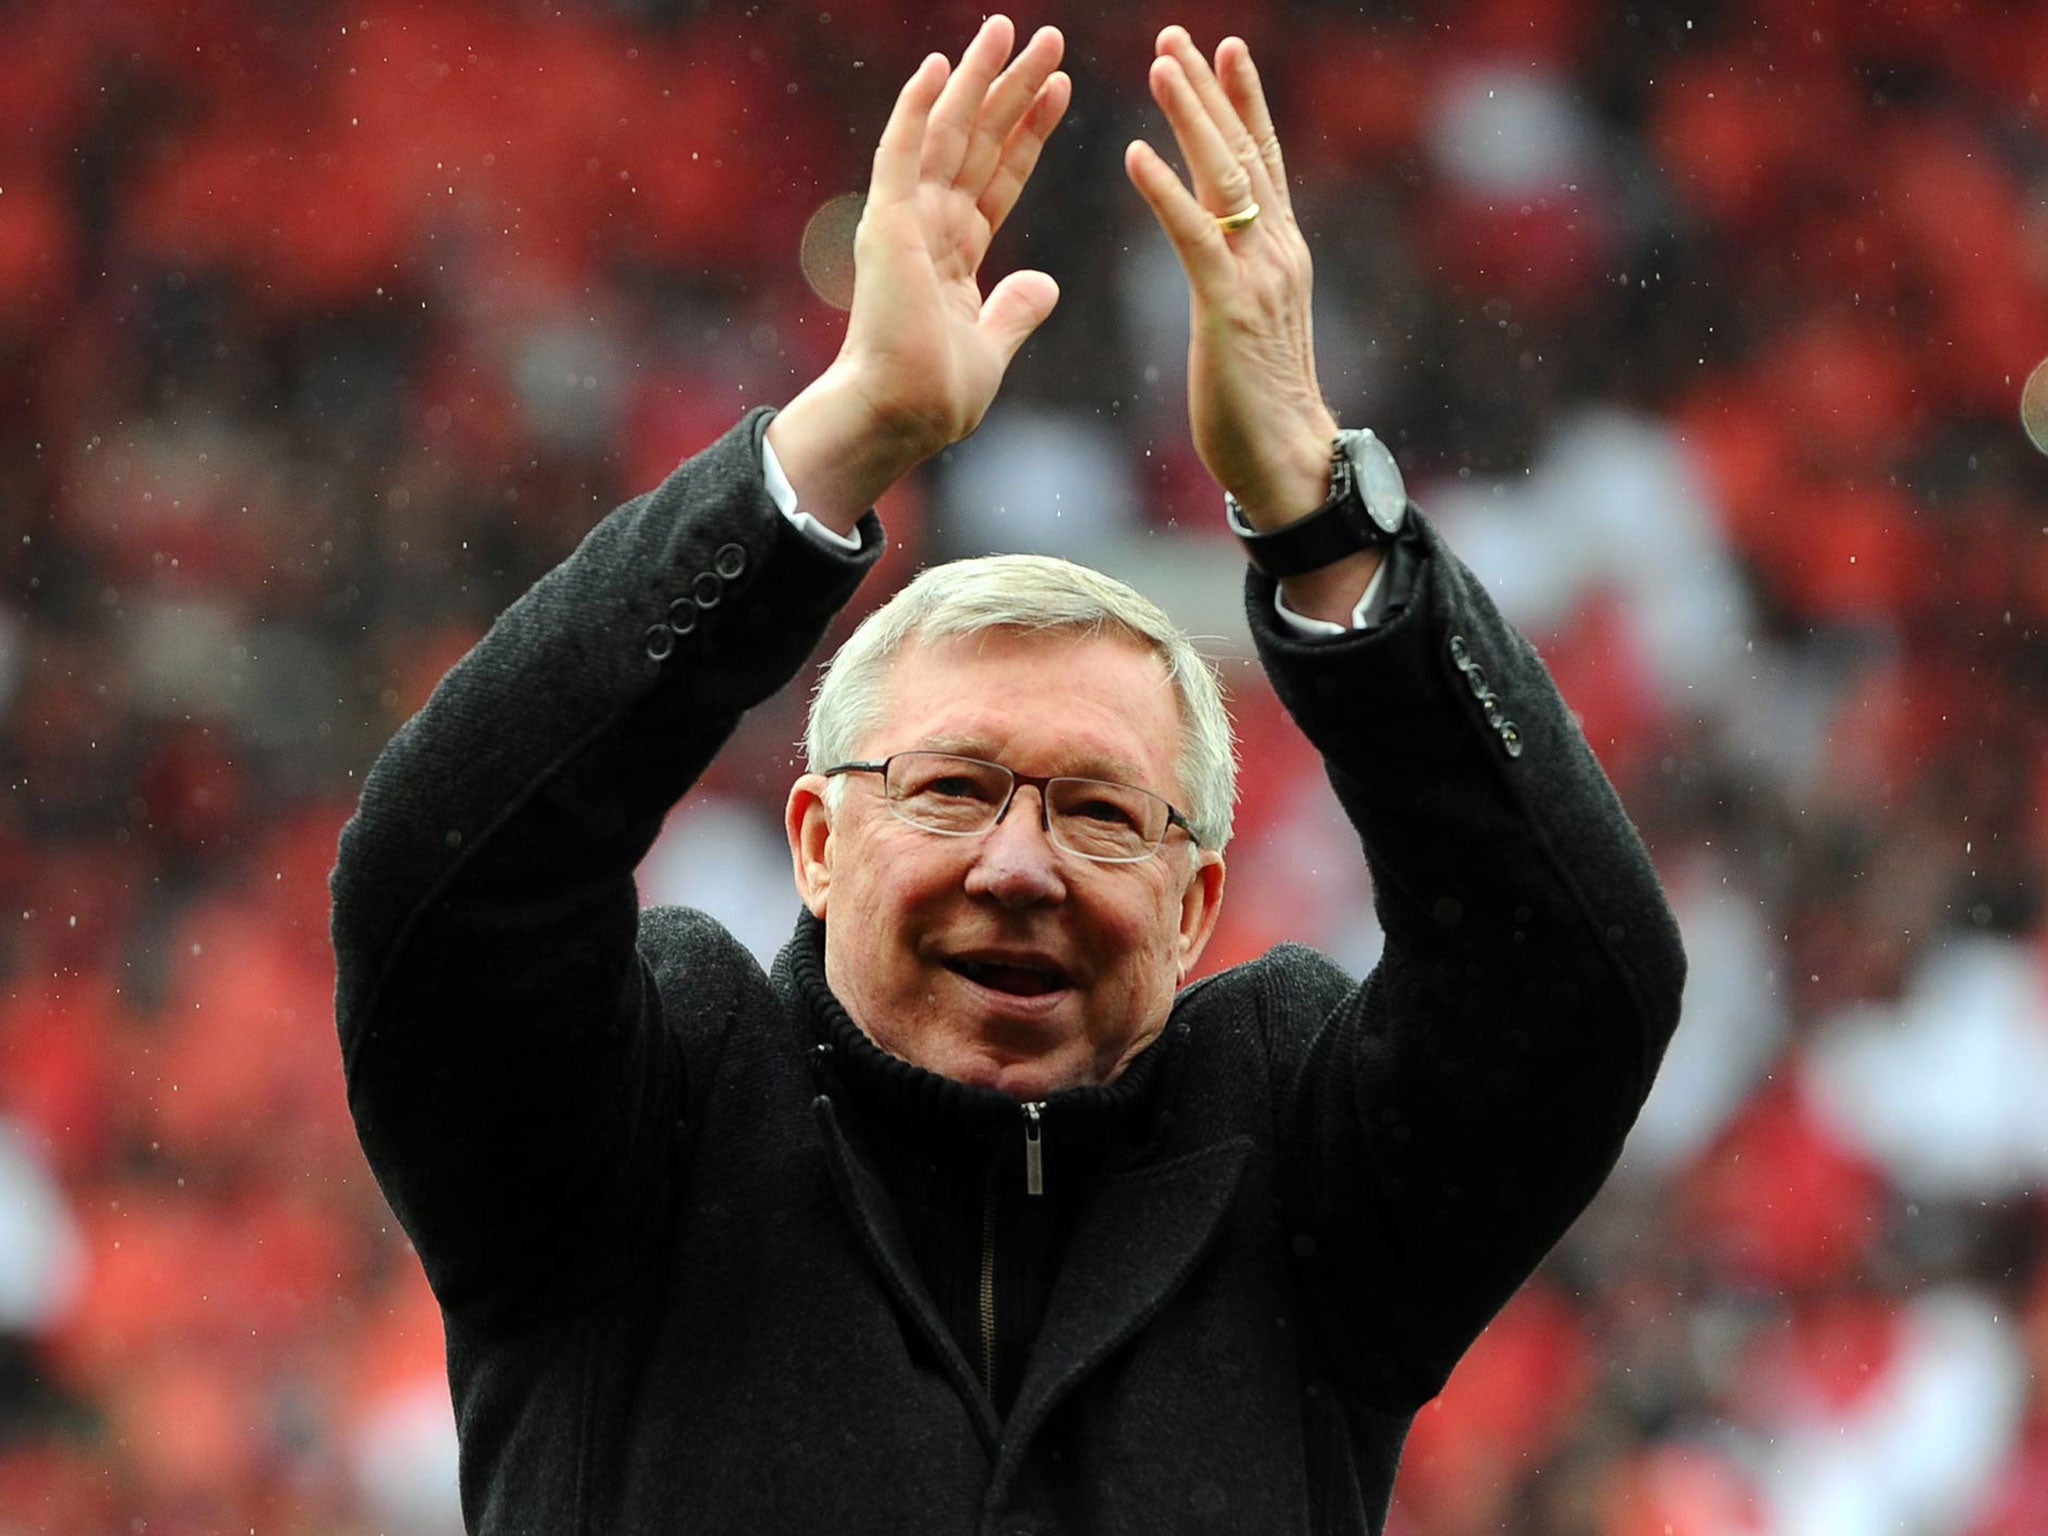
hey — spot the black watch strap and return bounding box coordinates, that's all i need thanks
[1226,433,1405,578]
[1226,493,1402,578]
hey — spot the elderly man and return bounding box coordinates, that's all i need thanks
[331,17,1684,1535]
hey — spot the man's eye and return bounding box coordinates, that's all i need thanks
[1069,796,1142,828]
[918,775,997,801]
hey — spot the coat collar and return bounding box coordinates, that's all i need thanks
[781,909,1171,1158]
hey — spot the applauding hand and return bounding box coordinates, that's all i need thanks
[770,17,1070,530]
[1127,29,1384,620]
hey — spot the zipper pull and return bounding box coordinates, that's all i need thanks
[1023,1102,1045,1197]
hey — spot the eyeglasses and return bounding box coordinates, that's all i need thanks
[823,751,1198,864]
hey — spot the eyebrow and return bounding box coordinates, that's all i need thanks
[914,735,1152,787]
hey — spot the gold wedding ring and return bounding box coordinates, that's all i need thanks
[1215,201,1261,233]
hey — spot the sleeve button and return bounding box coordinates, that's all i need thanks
[692,571,724,607]
[714,542,748,579]
[666,597,699,635]
[1500,722,1523,757]
[643,623,675,661]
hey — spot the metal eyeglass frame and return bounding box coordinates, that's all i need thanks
[821,751,1199,864]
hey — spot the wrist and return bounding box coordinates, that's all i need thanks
[1277,551,1386,626]
[768,364,934,532]
[1221,410,1341,531]
[1229,424,1411,583]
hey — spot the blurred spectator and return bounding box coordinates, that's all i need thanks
[0,1120,83,1340]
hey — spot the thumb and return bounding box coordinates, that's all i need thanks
[979,269,1060,366]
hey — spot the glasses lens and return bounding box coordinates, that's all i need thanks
[1047,777,1167,861]
[885,753,1011,833]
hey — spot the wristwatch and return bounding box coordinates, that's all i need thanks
[1226,428,1410,578]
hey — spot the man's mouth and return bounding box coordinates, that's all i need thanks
[947,957,1073,997]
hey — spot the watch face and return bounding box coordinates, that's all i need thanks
[1345,430,1408,535]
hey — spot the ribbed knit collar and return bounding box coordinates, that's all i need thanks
[781,910,1172,1160]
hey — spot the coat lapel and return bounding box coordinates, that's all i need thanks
[996,1136,1252,1468]
[813,1095,1004,1451]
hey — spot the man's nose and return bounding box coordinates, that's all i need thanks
[964,785,1068,907]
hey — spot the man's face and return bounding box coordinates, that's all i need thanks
[787,627,1226,1099]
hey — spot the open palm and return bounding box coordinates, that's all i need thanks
[840,18,1069,458]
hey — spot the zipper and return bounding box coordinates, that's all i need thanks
[977,1192,997,1397]
[1023,1101,1045,1197]
[977,1102,1047,1402]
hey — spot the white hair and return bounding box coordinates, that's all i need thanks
[804,554,1238,850]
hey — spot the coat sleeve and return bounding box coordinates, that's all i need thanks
[1247,511,1686,1410]
[329,408,882,1326]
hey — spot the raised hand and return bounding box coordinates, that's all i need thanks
[1125,30,1340,537]
[769,17,1070,529]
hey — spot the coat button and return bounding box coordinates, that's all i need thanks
[643,623,674,661]
[1449,634,1471,669]
[692,571,724,607]
[714,542,748,579]
[667,597,699,635]
[1500,722,1523,757]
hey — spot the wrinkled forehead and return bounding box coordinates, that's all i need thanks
[874,624,1184,775]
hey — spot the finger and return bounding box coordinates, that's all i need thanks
[923,14,1016,188]
[956,24,1064,199]
[871,53,951,207]
[1215,37,1293,220]
[979,268,1060,366]
[1154,27,1276,216]
[979,71,1071,236]
[1148,54,1260,223]
[1123,138,1233,291]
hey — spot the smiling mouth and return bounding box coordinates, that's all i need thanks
[947,958,1072,998]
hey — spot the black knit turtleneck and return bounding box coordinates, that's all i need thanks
[786,913,1171,1415]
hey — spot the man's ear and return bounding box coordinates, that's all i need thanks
[786,775,835,919]
[1175,850,1226,981]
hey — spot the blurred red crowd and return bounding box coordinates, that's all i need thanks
[2,1,2047,1533]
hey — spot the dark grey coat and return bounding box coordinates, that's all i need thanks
[331,409,1685,1535]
